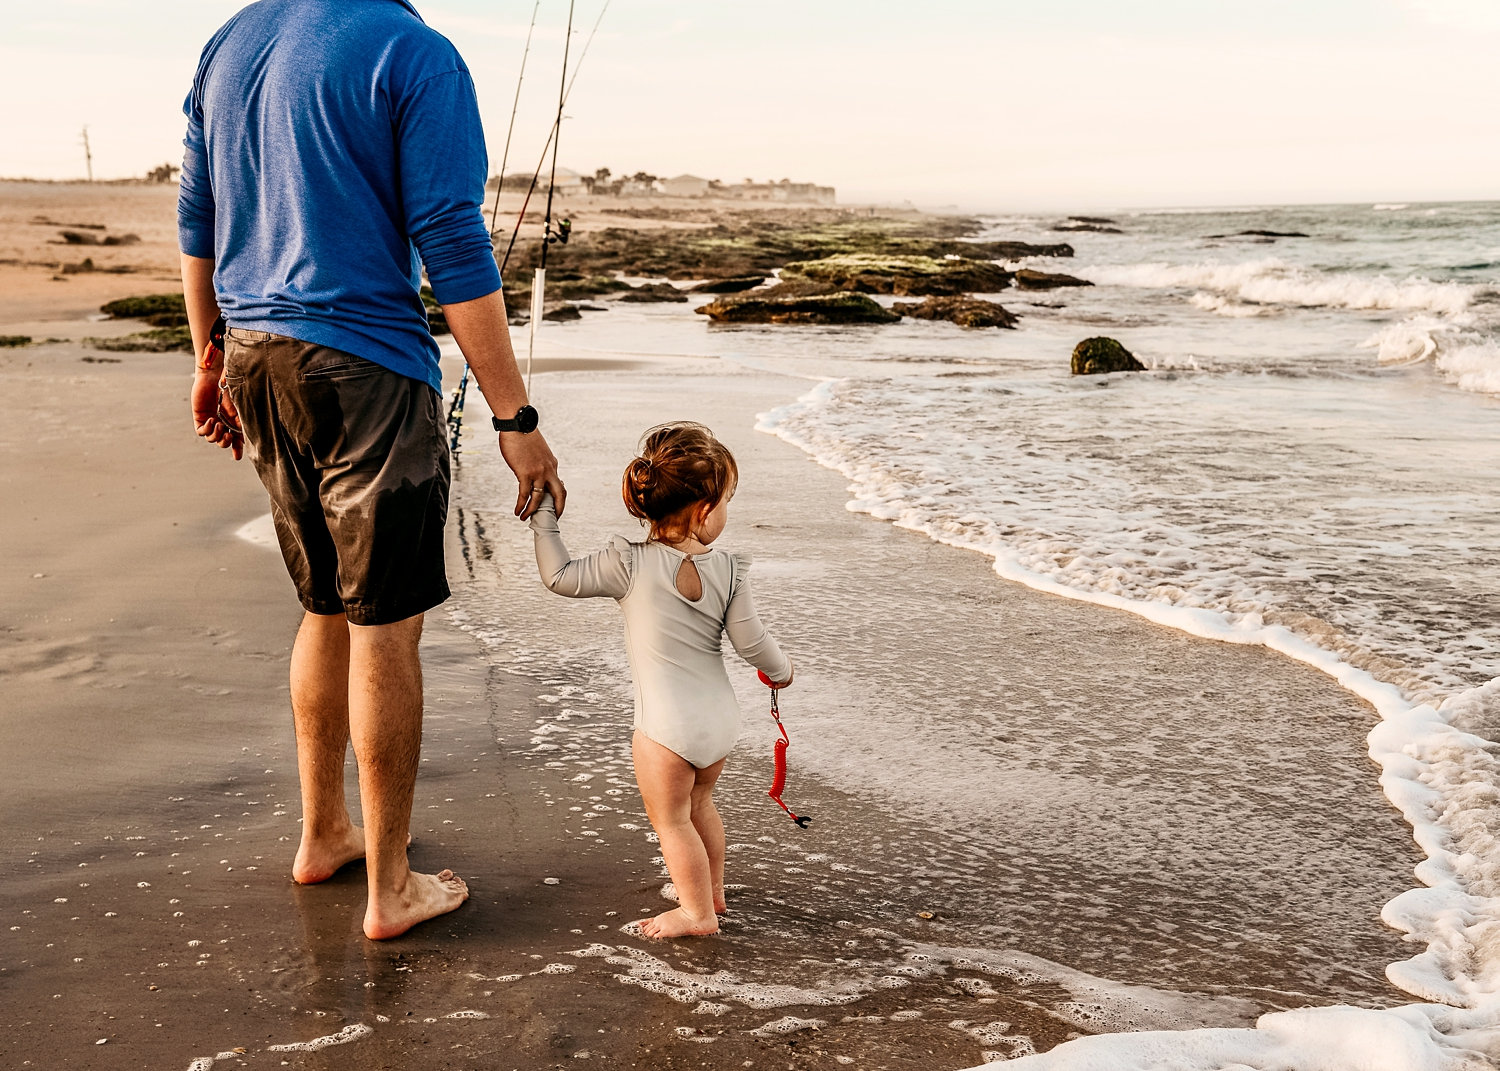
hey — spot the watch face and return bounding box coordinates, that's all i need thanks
[516,405,539,433]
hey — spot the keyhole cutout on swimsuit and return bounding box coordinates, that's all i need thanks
[674,557,703,602]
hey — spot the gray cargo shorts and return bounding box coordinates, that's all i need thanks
[222,329,450,626]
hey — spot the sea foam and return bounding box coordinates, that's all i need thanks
[758,376,1500,1064]
[1085,258,1477,318]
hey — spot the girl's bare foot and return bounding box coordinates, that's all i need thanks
[292,824,369,884]
[713,884,728,915]
[638,907,719,939]
[363,869,469,940]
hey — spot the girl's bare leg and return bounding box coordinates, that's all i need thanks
[633,731,722,938]
[690,777,728,913]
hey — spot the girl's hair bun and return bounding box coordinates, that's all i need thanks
[622,422,738,541]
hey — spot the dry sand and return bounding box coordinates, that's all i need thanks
[0,184,1418,1069]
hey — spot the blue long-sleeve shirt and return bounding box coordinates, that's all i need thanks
[177,0,501,393]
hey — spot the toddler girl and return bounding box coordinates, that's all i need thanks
[529,422,793,938]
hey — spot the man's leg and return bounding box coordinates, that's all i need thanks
[349,613,468,940]
[289,610,366,884]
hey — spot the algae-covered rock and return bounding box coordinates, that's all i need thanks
[1071,337,1144,375]
[755,278,839,299]
[696,291,900,325]
[890,296,1017,329]
[101,294,185,319]
[85,326,193,352]
[779,254,1012,297]
[1015,269,1092,290]
[499,213,1074,290]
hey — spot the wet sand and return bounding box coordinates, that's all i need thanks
[0,183,1423,1068]
[0,336,1024,1068]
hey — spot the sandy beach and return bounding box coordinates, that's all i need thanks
[0,182,1456,1069]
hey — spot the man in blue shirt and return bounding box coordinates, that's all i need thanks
[179,0,564,939]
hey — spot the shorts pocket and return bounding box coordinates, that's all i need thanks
[303,356,386,381]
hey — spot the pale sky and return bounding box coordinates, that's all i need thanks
[1,0,1497,211]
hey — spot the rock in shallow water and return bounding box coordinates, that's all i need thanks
[1071,336,1145,375]
[890,296,1017,329]
[1015,269,1092,290]
[617,282,689,303]
[687,276,767,294]
[695,291,900,324]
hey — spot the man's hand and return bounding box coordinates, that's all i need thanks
[192,347,243,461]
[439,290,566,519]
[501,429,564,519]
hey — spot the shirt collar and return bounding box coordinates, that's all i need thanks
[390,0,425,22]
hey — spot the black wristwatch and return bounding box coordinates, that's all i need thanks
[492,405,539,434]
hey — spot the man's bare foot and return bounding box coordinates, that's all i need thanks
[713,885,728,915]
[363,869,469,940]
[292,828,414,884]
[637,907,719,939]
[292,825,369,884]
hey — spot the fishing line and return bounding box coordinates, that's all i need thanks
[448,0,611,451]
[487,0,540,237]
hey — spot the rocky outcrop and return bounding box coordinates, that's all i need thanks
[1071,337,1145,375]
[779,254,1012,297]
[1015,269,1092,290]
[890,296,1017,329]
[696,291,900,325]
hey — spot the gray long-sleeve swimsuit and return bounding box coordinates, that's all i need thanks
[530,496,791,768]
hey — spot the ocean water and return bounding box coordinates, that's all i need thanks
[445,201,1500,1068]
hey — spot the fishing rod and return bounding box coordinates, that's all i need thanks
[528,0,576,397]
[447,0,610,451]
[494,0,607,286]
[448,1,540,453]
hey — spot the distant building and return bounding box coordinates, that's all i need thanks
[660,174,710,198]
[619,177,661,197]
[719,178,836,205]
[495,166,586,195]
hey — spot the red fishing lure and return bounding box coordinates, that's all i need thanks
[758,670,811,829]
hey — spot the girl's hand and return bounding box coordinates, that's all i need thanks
[760,662,793,689]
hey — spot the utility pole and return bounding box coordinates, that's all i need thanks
[81,126,93,182]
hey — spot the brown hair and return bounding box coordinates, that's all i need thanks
[622,422,738,542]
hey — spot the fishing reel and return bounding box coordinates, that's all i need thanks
[545,217,572,246]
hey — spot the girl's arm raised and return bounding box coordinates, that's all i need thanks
[725,557,792,685]
[529,493,633,599]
